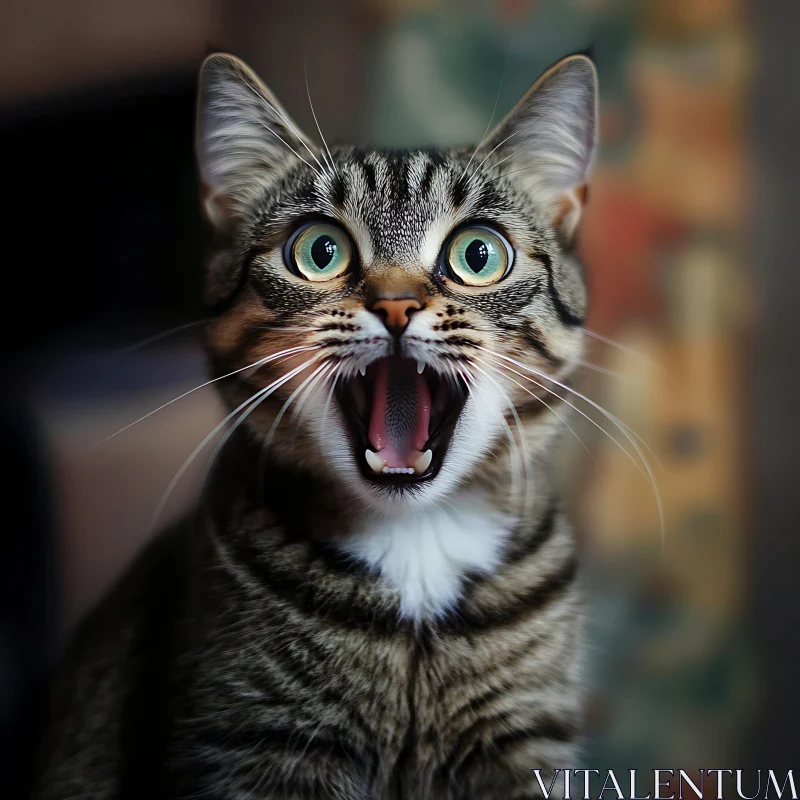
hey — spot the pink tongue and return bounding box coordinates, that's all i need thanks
[368,357,430,468]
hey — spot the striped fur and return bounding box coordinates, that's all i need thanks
[36,53,598,799]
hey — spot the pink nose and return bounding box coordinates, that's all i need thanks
[370,298,422,336]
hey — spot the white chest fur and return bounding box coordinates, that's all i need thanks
[336,494,514,621]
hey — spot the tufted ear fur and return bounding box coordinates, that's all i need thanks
[196,53,318,229]
[479,55,598,243]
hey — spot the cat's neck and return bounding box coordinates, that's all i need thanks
[334,490,517,619]
[206,432,560,621]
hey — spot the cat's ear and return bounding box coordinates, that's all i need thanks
[480,54,598,242]
[196,53,316,228]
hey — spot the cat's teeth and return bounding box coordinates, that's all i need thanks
[369,453,431,477]
[416,360,425,374]
[364,449,385,474]
[358,365,367,377]
[412,449,433,474]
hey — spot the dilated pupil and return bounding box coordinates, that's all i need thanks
[311,235,336,269]
[465,239,489,273]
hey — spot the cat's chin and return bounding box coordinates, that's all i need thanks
[335,356,468,490]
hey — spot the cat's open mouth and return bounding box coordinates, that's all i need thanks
[336,356,468,485]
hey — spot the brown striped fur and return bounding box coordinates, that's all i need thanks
[36,52,599,799]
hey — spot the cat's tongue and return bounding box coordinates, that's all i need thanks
[368,357,430,469]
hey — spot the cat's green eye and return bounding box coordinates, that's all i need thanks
[286,222,353,282]
[442,226,513,286]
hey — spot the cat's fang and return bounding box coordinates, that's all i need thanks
[413,449,433,474]
[359,365,367,377]
[364,449,386,474]
[416,361,425,374]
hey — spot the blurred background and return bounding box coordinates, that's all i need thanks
[2,0,798,795]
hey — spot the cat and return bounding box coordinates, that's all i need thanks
[35,50,597,799]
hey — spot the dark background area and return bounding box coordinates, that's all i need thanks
[749,0,800,770]
[0,75,204,359]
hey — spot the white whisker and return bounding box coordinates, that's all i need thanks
[110,319,205,357]
[581,328,659,368]
[459,61,507,183]
[265,361,332,445]
[578,359,645,386]
[259,326,321,333]
[151,356,321,528]
[454,362,525,510]
[478,358,647,468]
[496,164,541,180]
[291,360,335,421]
[238,72,328,179]
[486,145,523,173]
[483,352,636,465]
[100,345,320,443]
[321,367,342,435]
[305,61,339,177]
[477,346,664,547]
[470,131,520,179]
[469,361,532,516]
[208,357,325,487]
[253,360,333,491]
[257,121,323,179]
[475,356,594,462]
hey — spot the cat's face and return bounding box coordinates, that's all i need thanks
[196,54,596,513]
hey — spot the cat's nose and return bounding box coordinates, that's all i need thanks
[370,297,422,337]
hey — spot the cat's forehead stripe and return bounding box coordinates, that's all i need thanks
[333,148,489,265]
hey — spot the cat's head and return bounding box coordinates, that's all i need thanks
[195,53,596,513]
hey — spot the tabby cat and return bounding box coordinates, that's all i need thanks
[36,51,598,799]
